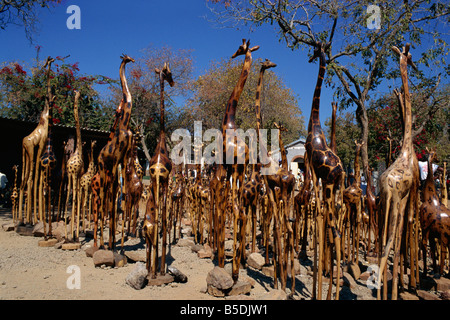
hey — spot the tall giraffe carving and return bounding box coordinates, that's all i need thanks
[64,90,84,242]
[146,62,174,278]
[97,54,135,250]
[18,56,54,225]
[221,39,259,282]
[92,100,124,248]
[304,42,345,300]
[38,76,57,240]
[377,44,420,300]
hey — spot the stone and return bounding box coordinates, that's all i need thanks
[258,289,287,300]
[341,272,358,289]
[114,252,127,267]
[38,238,58,247]
[125,262,148,290]
[440,289,450,300]
[84,245,99,257]
[247,252,265,270]
[93,249,115,267]
[286,259,301,276]
[262,266,275,278]
[359,271,371,282]
[347,261,361,280]
[176,238,195,248]
[206,266,233,291]
[61,242,81,250]
[168,266,188,283]
[198,243,213,259]
[51,222,68,242]
[207,284,226,297]
[435,277,450,292]
[124,250,146,263]
[399,291,419,300]
[417,290,441,300]
[147,274,174,286]
[228,280,252,296]
[16,224,34,236]
[32,221,45,237]
[2,223,15,231]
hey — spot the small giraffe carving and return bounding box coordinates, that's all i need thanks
[80,140,97,232]
[11,165,19,222]
[420,148,450,278]
[65,90,84,242]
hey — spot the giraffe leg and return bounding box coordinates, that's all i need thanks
[65,176,72,240]
[161,187,168,275]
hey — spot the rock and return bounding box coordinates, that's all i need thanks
[124,250,146,263]
[228,281,252,296]
[198,243,213,259]
[126,262,148,290]
[51,222,67,242]
[341,272,357,289]
[38,238,58,247]
[176,238,195,248]
[147,274,174,286]
[262,266,275,278]
[440,289,450,300]
[61,242,81,250]
[359,271,371,282]
[435,277,450,292]
[191,244,203,253]
[247,252,265,270]
[84,245,99,257]
[2,223,15,231]
[168,266,188,283]
[16,224,34,236]
[114,252,127,267]
[286,259,301,276]
[93,249,115,267]
[32,221,45,237]
[206,266,233,291]
[207,284,226,297]
[399,291,419,300]
[417,290,441,300]
[347,261,361,280]
[258,289,287,300]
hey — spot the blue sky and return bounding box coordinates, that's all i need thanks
[0,0,447,138]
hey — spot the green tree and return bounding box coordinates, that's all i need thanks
[183,57,305,146]
[0,55,114,130]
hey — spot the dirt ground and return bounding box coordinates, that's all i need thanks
[0,206,402,301]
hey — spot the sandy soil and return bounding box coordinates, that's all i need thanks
[0,206,379,301]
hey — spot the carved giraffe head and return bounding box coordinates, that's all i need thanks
[231,39,260,59]
[120,54,135,64]
[261,58,277,70]
[355,140,364,153]
[155,62,175,87]
[426,147,438,164]
[392,43,417,71]
[308,41,331,63]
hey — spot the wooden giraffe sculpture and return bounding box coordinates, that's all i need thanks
[442,162,448,208]
[273,121,296,292]
[97,54,135,250]
[420,148,450,278]
[80,140,97,232]
[364,166,378,257]
[56,137,74,220]
[11,165,19,222]
[18,56,54,224]
[221,39,259,282]
[147,62,174,277]
[122,128,143,244]
[64,90,84,242]
[92,101,124,248]
[304,42,345,300]
[377,44,420,300]
[38,82,57,240]
[342,140,364,264]
[170,164,185,243]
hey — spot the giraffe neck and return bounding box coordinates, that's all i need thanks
[255,67,271,166]
[425,155,437,195]
[118,60,132,131]
[354,148,361,186]
[307,51,326,135]
[399,59,413,156]
[222,50,253,135]
[74,94,82,155]
[278,131,288,170]
[330,103,337,153]
[159,74,166,135]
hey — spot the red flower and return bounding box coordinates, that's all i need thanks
[52,118,61,124]
[14,63,26,75]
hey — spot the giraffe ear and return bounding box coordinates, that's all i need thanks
[391,46,401,57]
[155,68,160,74]
[250,45,260,52]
